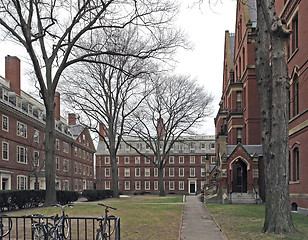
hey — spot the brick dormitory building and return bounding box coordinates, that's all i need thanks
[96,134,216,194]
[0,56,96,191]
[212,0,308,213]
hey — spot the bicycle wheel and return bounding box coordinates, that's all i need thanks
[96,229,107,240]
[33,225,46,240]
[62,216,70,239]
[106,216,115,237]
[48,226,58,240]
[0,215,12,237]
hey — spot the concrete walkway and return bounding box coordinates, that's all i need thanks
[180,195,227,240]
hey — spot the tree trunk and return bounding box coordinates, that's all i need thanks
[110,151,119,198]
[44,100,57,206]
[255,1,296,234]
[158,167,165,196]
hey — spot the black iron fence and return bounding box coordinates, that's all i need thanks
[0,215,120,240]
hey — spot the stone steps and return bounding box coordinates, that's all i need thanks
[230,193,260,204]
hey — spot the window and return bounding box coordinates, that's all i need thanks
[83,150,85,159]
[179,143,184,151]
[79,163,82,174]
[145,157,150,164]
[63,142,69,153]
[75,179,78,191]
[83,165,86,175]
[145,168,150,177]
[135,181,141,190]
[17,146,27,163]
[17,122,27,138]
[190,168,195,177]
[293,148,300,181]
[135,168,140,177]
[124,157,130,164]
[63,181,69,191]
[169,181,174,190]
[154,181,158,190]
[189,142,194,150]
[179,181,184,190]
[125,144,130,150]
[105,157,110,164]
[56,157,60,170]
[34,151,39,167]
[83,135,85,144]
[210,143,215,149]
[105,168,110,177]
[74,162,78,173]
[236,92,242,112]
[125,181,130,190]
[87,152,89,161]
[2,142,9,161]
[105,181,110,190]
[135,156,140,164]
[200,143,206,150]
[179,168,184,177]
[201,156,206,164]
[293,76,299,117]
[190,156,195,164]
[169,156,174,164]
[291,15,298,53]
[145,181,150,190]
[211,156,216,164]
[179,156,184,164]
[201,168,206,177]
[154,168,158,177]
[236,128,242,144]
[17,175,27,190]
[34,129,39,143]
[125,168,130,177]
[56,139,60,150]
[169,168,174,177]
[136,143,142,150]
[2,115,8,131]
[75,147,77,156]
[116,157,119,164]
[63,159,69,172]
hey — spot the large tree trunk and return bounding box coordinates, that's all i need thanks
[44,99,57,206]
[110,151,119,198]
[255,0,295,234]
[158,167,165,196]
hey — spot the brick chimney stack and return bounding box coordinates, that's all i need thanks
[5,56,21,95]
[54,92,61,120]
[99,123,109,140]
[157,118,165,140]
[68,113,76,125]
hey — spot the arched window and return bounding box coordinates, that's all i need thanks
[293,148,299,181]
[293,75,299,117]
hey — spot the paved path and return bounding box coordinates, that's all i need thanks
[180,195,227,240]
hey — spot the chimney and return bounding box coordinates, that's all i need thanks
[157,118,165,140]
[68,113,76,125]
[99,123,108,140]
[54,92,61,121]
[5,56,21,95]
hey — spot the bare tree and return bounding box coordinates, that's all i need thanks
[125,74,213,196]
[255,0,296,234]
[62,26,168,198]
[0,0,184,205]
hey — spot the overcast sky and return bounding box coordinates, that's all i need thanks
[0,0,236,135]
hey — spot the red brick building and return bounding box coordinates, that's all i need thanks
[96,135,216,194]
[213,0,264,204]
[0,56,96,191]
[275,0,308,213]
[213,0,308,211]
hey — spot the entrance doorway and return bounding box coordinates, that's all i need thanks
[188,180,196,194]
[232,159,247,193]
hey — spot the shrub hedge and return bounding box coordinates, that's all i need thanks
[82,190,113,201]
[0,190,80,211]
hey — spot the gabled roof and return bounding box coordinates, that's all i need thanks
[70,125,96,152]
[226,144,263,158]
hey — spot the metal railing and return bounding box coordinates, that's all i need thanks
[0,215,120,240]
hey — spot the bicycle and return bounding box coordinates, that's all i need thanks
[48,203,73,240]
[96,203,117,240]
[25,214,54,240]
[0,215,12,238]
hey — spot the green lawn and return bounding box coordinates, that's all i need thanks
[207,203,308,240]
[10,195,183,240]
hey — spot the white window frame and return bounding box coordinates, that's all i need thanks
[34,129,39,143]
[135,181,141,190]
[179,181,184,190]
[190,168,195,177]
[179,156,184,164]
[154,168,158,177]
[125,181,130,190]
[179,168,184,177]
[145,157,150,164]
[17,175,27,190]
[105,157,110,164]
[2,115,9,132]
[145,168,150,177]
[105,168,110,177]
[17,121,27,138]
[56,157,60,170]
[135,156,140,164]
[201,168,206,177]
[190,156,195,164]
[2,141,9,161]
[105,181,110,190]
[169,181,175,190]
[124,157,130,164]
[17,146,27,164]
[63,142,69,153]
[201,156,206,163]
[200,143,206,150]
[135,168,140,177]
[169,156,174,164]
[154,181,158,190]
[56,139,60,150]
[34,151,39,167]
[124,168,130,177]
[63,159,69,172]
[63,180,69,191]
[145,181,150,190]
[169,168,174,177]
